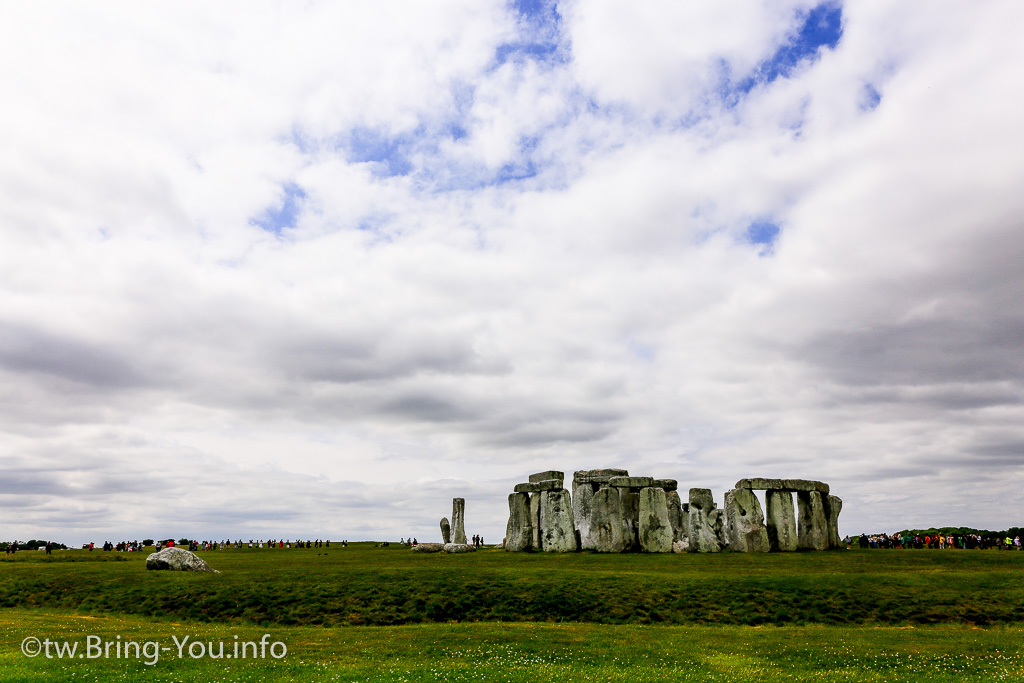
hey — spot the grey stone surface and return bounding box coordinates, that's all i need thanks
[440,517,451,544]
[708,509,728,549]
[610,476,655,489]
[515,479,562,493]
[513,482,541,493]
[652,479,678,491]
[672,539,689,553]
[766,489,798,552]
[687,488,721,553]
[504,493,532,552]
[539,489,578,552]
[736,478,829,494]
[725,488,770,552]
[452,498,468,545]
[617,487,640,551]
[412,543,444,553]
[146,547,219,573]
[573,468,629,486]
[589,485,625,552]
[443,543,477,553]
[666,490,686,543]
[573,482,596,550]
[826,495,843,549]
[529,470,564,484]
[797,490,829,550]
[529,490,542,550]
[638,487,674,552]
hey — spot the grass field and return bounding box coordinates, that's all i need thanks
[2,545,1023,681]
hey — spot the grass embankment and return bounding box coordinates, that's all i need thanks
[2,544,1023,626]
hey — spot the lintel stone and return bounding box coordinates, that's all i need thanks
[610,476,654,488]
[736,478,828,494]
[529,471,564,484]
[652,479,677,491]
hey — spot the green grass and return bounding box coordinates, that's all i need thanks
[2,546,1024,681]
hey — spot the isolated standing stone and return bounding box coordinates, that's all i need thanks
[826,495,843,549]
[766,489,797,552]
[505,493,531,552]
[638,487,673,553]
[725,488,770,552]
[452,498,468,545]
[797,491,829,550]
[539,489,578,552]
[440,517,451,544]
[687,488,721,553]
[666,490,686,543]
[589,486,625,552]
[146,547,219,573]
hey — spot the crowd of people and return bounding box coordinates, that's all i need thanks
[849,533,1023,550]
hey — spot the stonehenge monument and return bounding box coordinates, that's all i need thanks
[503,470,842,553]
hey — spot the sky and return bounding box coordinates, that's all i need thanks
[2,1,1023,545]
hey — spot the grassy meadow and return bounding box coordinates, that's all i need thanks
[2,544,1024,681]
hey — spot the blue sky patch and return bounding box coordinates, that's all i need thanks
[734,2,843,94]
[860,83,882,111]
[345,127,414,177]
[746,219,781,255]
[496,0,563,67]
[252,183,306,235]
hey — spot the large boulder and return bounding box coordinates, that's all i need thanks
[412,543,444,553]
[766,489,798,552]
[146,547,219,573]
[440,517,452,544]
[452,498,468,545]
[725,488,770,552]
[687,488,721,553]
[797,490,829,550]
[638,487,673,553]
[589,486,625,552]
[505,492,532,552]
[539,489,578,552]
[443,543,477,553]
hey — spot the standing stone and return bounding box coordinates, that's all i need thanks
[766,489,797,552]
[708,509,728,549]
[826,495,843,549]
[666,490,686,543]
[452,498,468,545]
[687,488,721,553]
[504,493,531,552]
[440,517,451,544]
[529,490,542,550]
[573,482,596,549]
[797,491,829,550]
[589,486,625,552]
[539,489,578,552]
[638,487,673,553]
[724,488,770,553]
[617,487,640,552]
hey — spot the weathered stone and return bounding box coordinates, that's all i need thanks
[513,482,541,493]
[666,490,686,543]
[680,503,690,546]
[617,487,640,551]
[504,493,531,552]
[443,543,477,553]
[146,547,219,573]
[589,485,625,552]
[609,476,655,489]
[515,479,562,493]
[725,488,770,552]
[573,482,596,550]
[573,468,629,487]
[736,478,829,494]
[638,487,673,552]
[687,488,721,553]
[412,543,444,553]
[440,517,451,544]
[529,490,542,549]
[826,495,843,549]
[539,489,578,552]
[652,479,678,491]
[708,509,728,549]
[766,489,798,552]
[797,490,829,550]
[452,498,467,545]
[529,470,564,484]
[672,539,689,553]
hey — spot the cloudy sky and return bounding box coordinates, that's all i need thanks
[2,1,1023,545]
